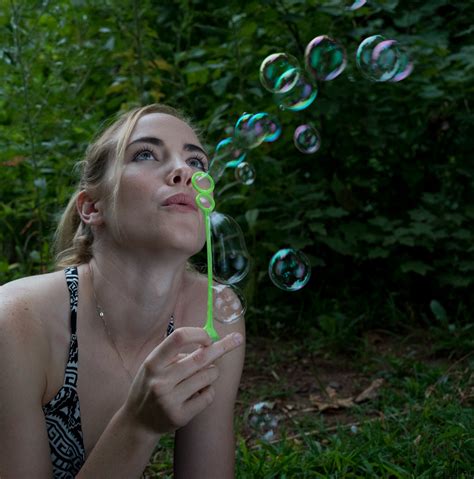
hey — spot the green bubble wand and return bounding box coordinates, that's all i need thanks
[191,171,220,342]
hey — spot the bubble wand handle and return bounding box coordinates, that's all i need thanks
[191,171,220,342]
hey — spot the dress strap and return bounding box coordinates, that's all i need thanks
[61,266,80,389]
[167,314,175,336]
[64,266,79,335]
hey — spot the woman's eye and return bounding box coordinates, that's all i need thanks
[188,157,207,171]
[134,150,156,162]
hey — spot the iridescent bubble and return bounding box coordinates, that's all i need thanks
[356,35,385,81]
[211,211,251,284]
[346,0,366,10]
[259,53,301,93]
[247,112,282,143]
[211,137,246,177]
[247,401,279,442]
[274,72,318,111]
[388,48,413,82]
[294,125,321,154]
[234,112,264,150]
[371,39,401,82]
[268,248,311,291]
[235,162,256,185]
[213,282,246,324]
[356,37,413,83]
[304,35,347,81]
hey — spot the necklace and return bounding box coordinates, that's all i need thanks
[88,262,175,382]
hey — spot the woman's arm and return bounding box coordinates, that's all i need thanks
[0,284,242,479]
[0,294,54,478]
[174,316,246,479]
[79,327,243,478]
[0,292,161,479]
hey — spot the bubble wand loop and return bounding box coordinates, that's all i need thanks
[191,171,220,342]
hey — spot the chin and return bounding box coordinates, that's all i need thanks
[173,235,206,256]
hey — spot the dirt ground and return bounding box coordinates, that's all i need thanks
[235,330,451,446]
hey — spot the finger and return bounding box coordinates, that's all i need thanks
[174,365,219,403]
[168,353,188,365]
[168,352,217,368]
[181,384,216,419]
[147,327,213,366]
[172,332,243,384]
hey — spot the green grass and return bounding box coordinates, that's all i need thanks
[235,362,473,478]
[143,344,474,478]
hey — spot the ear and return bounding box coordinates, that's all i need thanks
[76,190,105,226]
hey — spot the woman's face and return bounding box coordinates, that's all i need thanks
[107,112,210,257]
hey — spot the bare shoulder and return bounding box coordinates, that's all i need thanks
[0,273,61,477]
[0,270,67,352]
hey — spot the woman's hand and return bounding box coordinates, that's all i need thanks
[122,327,243,435]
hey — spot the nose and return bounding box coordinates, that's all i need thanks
[167,161,193,186]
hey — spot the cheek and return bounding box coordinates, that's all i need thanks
[118,172,157,211]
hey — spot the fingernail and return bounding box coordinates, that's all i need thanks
[232,333,243,345]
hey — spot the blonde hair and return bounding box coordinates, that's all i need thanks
[52,103,199,270]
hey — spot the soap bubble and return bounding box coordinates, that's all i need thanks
[234,112,281,149]
[388,48,413,82]
[235,162,256,185]
[211,137,246,177]
[247,401,279,442]
[213,282,246,324]
[248,112,282,143]
[371,39,401,82]
[346,0,366,10]
[304,35,347,81]
[260,53,301,93]
[234,112,265,150]
[294,125,321,154]
[211,211,251,284]
[275,72,318,111]
[268,248,311,291]
[356,34,385,81]
[356,35,413,82]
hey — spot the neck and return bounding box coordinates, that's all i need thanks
[86,252,189,345]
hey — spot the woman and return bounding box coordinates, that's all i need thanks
[0,104,246,478]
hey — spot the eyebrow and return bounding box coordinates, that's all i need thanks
[127,136,209,163]
[127,136,163,149]
[183,143,209,160]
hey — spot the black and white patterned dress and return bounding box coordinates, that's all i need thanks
[41,266,175,478]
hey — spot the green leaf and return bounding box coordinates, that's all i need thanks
[309,222,327,236]
[245,209,259,230]
[430,300,448,323]
[400,261,434,275]
[324,207,349,218]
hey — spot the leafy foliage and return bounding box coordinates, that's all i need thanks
[1,0,473,334]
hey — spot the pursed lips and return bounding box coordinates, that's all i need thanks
[162,193,198,212]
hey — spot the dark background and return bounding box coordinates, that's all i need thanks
[1,0,473,341]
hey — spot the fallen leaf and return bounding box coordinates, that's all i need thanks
[413,434,421,446]
[355,378,384,403]
[310,391,354,412]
